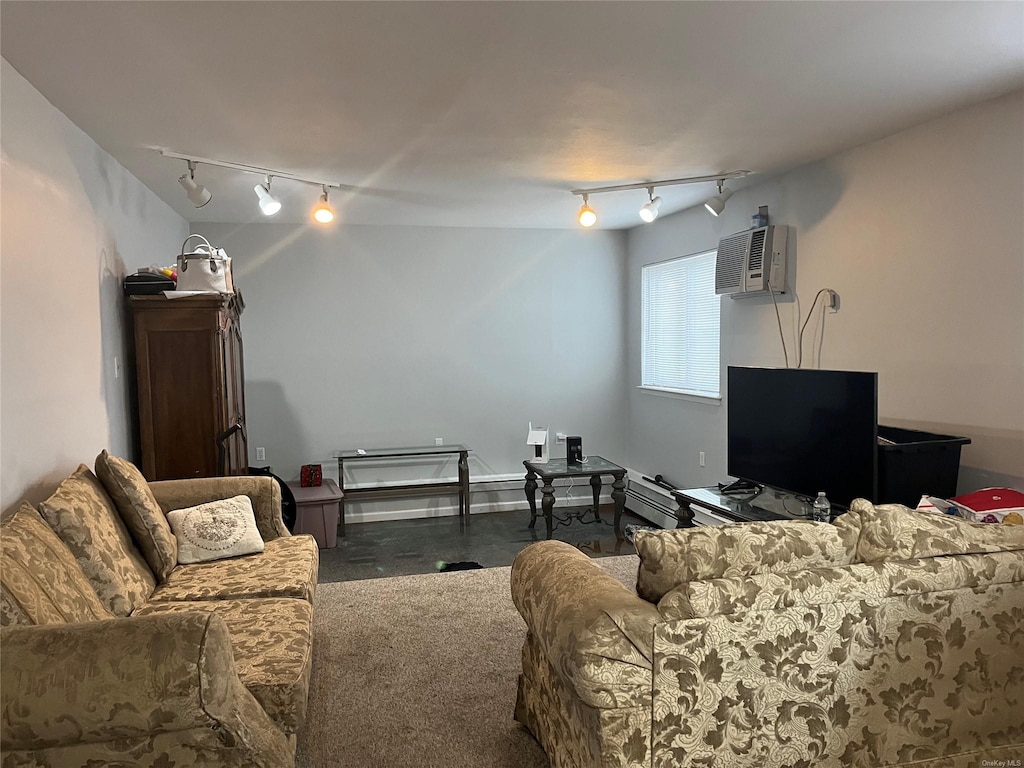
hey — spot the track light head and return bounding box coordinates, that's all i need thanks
[254,176,281,216]
[639,188,662,223]
[313,186,335,224]
[178,162,211,208]
[578,195,597,228]
[704,181,733,217]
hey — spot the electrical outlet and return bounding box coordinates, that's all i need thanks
[827,289,841,312]
[255,447,266,461]
[434,437,443,446]
[699,451,706,467]
[113,355,122,379]
[555,433,567,444]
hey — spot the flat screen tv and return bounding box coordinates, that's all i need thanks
[727,367,878,508]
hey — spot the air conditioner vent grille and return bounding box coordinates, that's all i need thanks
[748,229,766,271]
[715,233,749,292]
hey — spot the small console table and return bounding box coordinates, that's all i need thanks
[672,486,844,524]
[336,444,471,526]
[523,457,627,540]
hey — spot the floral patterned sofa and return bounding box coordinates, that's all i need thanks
[511,500,1024,768]
[0,453,319,767]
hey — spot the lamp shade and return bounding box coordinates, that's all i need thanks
[704,187,733,217]
[178,174,212,208]
[639,195,662,223]
[254,183,281,216]
[578,202,597,228]
[312,192,334,224]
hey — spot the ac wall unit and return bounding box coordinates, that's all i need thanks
[715,225,788,298]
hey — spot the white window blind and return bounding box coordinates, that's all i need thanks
[641,250,721,398]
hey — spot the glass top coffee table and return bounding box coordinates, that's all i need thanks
[523,457,627,540]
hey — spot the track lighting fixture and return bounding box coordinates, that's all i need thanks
[704,180,734,217]
[578,194,597,228]
[178,161,212,208]
[312,186,335,224]
[254,176,281,216]
[571,170,749,226]
[160,150,349,221]
[639,187,662,223]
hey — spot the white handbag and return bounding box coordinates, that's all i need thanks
[176,234,233,293]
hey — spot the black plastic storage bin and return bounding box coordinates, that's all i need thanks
[876,425,971,506]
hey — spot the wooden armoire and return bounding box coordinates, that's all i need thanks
[129,293,248,481]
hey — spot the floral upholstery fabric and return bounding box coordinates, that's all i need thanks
[512,541,659,709]
[0,612,293,767]
[150,475,288,542]
[1,469,312,767]
[512,536,1024,767]
[0,503,113,626]
[516,631,651,768]
[849,498,1024,562]
[37,465,155,616]
[95,450,177,582]
[633,519,853,602]
[134,597,313,734]
[150,534,319,604]
[651,552,1024,767]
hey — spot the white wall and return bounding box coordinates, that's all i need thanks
[1,59,189,511]
[625,89,1024,496]
[192,222,627,517]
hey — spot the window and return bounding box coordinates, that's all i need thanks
[641,250,721,399]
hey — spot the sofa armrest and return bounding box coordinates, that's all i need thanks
[511,540,659,708]
[150,475,288,541]
[0,613,290,754]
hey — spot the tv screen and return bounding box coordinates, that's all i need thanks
[727,367,878,508]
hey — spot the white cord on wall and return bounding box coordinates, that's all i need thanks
[767,283,791,368]
[797,288,832,368]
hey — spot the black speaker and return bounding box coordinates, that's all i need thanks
[567,436,583,464]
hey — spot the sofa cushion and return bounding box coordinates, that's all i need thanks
[634,520,853,602]
[94,450,177,582]
[133,597,313,733]
[0,503,114,625]
[38,465,156,616]
[850,498,1024,562]
[149,534,318,603]
[167,495,265,565]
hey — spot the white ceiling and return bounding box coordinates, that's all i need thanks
[2,2,1022,229]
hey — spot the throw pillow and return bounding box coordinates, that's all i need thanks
[167,495,265,564]
[851,498,1024,562]
[95,450,177,582]
[1,503,114,625]
[39,465,156,617]
[634,519,853,603]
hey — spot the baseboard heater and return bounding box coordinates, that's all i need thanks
[626,473,732,528]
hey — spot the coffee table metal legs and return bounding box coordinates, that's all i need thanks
[611,472,626,539]
[525,470,538,529]
[541,480,556,539]
[458,450,470,526]
[590,475,602,522]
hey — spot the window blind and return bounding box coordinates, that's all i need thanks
[641,250,721,398]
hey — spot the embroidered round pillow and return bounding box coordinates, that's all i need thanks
[167,495,265,564]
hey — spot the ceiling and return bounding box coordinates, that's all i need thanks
[2,2,1022,229]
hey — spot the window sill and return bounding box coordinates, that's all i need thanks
[637,386,722,405]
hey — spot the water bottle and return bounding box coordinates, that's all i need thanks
[812,491,831,522]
